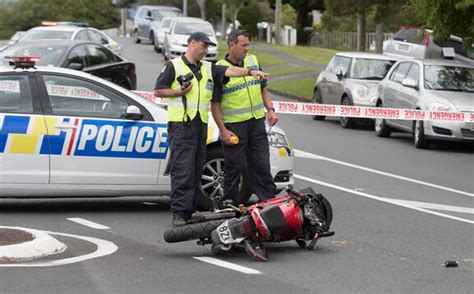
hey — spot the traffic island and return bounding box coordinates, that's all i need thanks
[0,226,67,263]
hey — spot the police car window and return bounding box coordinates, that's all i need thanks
[85,44,115,66]
[75,30,90,41]
[390,63,412,83]
[42,75,130,118]
[67,45,87,67]
[0,75,33,114]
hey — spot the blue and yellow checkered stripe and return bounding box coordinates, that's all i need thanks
[0,114,63,155]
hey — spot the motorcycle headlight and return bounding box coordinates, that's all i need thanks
[430,102,453,111]
[267,131,289,148]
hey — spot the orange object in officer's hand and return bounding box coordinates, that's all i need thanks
[230,135,239,145]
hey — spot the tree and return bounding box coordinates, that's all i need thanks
[223,0,248,29]
[196,0,207,19]
[0,0,121,39]
[236,0,268,36]
[324,0,374,51]
[270,0,325,43]
[407,0,474,45]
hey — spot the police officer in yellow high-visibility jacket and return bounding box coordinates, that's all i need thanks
[211,30,278,206]
[154,32,268,227]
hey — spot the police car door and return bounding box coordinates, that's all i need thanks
[0,72,49,184]
[37,73,163,185]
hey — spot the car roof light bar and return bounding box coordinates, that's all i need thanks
[5,56,40,69]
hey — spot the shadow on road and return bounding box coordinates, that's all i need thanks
[0,196,171,213]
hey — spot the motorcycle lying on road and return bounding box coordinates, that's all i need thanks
[164,187,334,261]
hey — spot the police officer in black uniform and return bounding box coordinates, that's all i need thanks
[154,32,268,227]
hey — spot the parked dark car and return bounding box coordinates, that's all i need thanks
[0,40,136,90]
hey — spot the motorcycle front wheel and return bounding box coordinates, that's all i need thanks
[164,219,227,243]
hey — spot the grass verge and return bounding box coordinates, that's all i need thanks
[268,77,315,100]
[258,43,337,65]
[266,66,314,76]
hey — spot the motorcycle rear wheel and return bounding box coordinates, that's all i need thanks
[164,219,227,243]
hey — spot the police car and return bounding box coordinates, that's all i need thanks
[0,57,294,210]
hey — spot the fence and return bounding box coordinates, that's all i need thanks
[310,31,393,51]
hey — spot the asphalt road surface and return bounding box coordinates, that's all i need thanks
[1,37,473,294]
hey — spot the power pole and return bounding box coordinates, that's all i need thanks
[221,1,227,38]
[275,0,282,44]
[183,0,188,16]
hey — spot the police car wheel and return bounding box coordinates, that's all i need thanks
[198,148,251,211]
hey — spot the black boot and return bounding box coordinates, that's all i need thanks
[171,213,188,227]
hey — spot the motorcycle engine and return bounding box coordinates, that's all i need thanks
[303,196,324,226]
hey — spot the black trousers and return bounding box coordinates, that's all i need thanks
[167,116,207,216]
[222,118,277,203]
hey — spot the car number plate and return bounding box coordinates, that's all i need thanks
[397,44,409,51]
[216,221,234,244]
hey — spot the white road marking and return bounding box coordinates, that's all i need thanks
[0,231,118,267]
[193,256,262,275]
[294,174,474,225]
[67,218,110,230]
[385,198,474,214]
[142,202,158,206]
[294,149,474,198]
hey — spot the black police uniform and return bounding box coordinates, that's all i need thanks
[212,55,277,205]
[155,56,227,221]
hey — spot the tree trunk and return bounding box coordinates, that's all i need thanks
[295,1,311,44]
[375,22,384,54]
[356,9,366,52]
[196,0,206,20]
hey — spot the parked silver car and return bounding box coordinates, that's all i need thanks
[374,59,474,148]
[152,16,174,53]
[313,52,398,128]
[132,5,182,45]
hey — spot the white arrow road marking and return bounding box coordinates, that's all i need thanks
[193,257,262,275]
[294,149,474,198]
[0,231,118,267]
[295,174,474,225]
[67,218,110,230]
[384,198,474,214]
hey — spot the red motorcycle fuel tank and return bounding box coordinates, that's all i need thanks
[249,196,304,241]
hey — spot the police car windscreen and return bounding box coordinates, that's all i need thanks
[0,45,66,67]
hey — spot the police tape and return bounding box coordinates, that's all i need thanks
[1,82,470,123]
[133,91,473,124]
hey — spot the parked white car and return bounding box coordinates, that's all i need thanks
[374,58,474,148]
[383,27,474,65]
[163,17,218,62]
[0,58,294,209]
